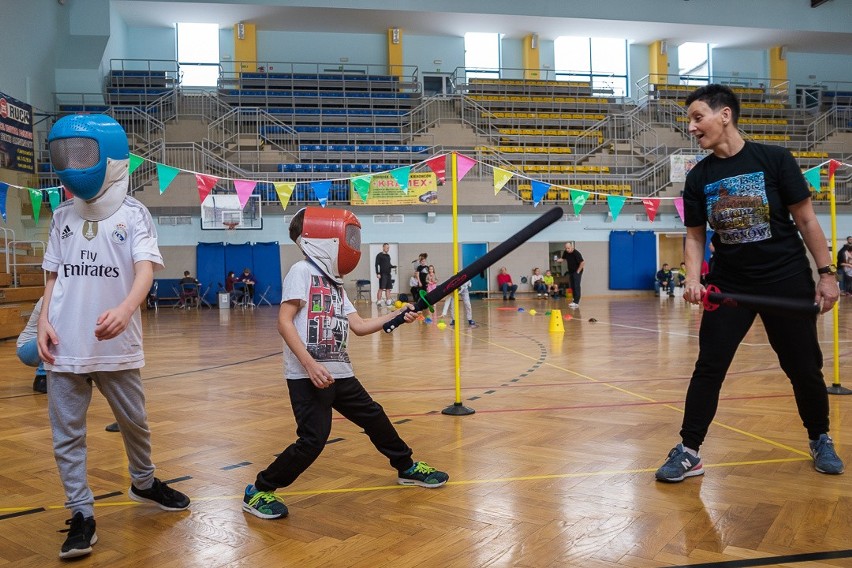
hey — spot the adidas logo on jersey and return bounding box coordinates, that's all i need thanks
[61,225,74,240]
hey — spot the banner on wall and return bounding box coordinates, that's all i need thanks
[0,91,35,173]
[349,172,438,206]
[670,154,705,183]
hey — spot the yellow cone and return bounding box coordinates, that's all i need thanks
[549,309,564,333]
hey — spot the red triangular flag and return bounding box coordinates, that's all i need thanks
[195,174,219,203]
[425,155,447,184]
[642,198,661,222]
[828,159,841,178]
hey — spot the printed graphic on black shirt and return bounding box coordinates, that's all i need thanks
[305,274,351,364]
[705,172,771,245]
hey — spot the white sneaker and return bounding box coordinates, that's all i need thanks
[386,299,394,306]
[376,300,383,306]
[568,302,579,308]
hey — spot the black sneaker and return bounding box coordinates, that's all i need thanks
[129,478,190,511]
[33,375,47,393]
[59,512,97,559]
[398,461,449,488]
[104,422,120,433]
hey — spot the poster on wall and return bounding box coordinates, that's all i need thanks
[349,172,438,206]
[0,91,35,173]
[670,154,706,183]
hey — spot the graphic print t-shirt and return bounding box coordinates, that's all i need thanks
[281,260,357,380]
[42,197,163,372]
[683,142,810,284]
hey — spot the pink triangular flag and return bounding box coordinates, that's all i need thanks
[195,174,218,203]
[673,197,685,223]
[233,180,257,209]
[455,153,476,182]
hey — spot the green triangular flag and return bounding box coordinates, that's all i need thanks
[389,166,411,195]
[47,187,61,210]
[29,188,43,225]
[129,153,144,174]
[802,166,821,193]
[569,188,590,216]
[352,175,372,202]
[607,194,627,220]
[156,163,181,194]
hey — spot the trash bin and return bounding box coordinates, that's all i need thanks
[218,291,230,309]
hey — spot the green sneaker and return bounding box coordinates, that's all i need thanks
[242,485,289,519]
[398,462,449,488]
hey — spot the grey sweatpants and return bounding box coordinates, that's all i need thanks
[47,369,156,517]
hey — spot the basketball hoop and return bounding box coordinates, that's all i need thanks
[223,221,240,231]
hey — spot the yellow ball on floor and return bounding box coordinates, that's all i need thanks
[529,309,537,315]
[437,322,447,330]
[394,300,403,308]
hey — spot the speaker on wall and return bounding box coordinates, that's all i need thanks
[530,34,538,49]
[660,40,668,56]
[779,45,787,60]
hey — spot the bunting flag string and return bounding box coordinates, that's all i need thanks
[2,155,849,226]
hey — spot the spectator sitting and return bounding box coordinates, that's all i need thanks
[179,270,200,307]
[225,271,243,305]
[676,262,687,287]
[655,263,676,297]
[543,269,559,298]
[239,268,256,301]
[530,267,547,297]
[496,267,517,300]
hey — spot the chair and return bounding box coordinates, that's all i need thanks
[355,279,370,301]
[234,281,255,309]
[147,281,159,312]
[257,285,273,307]
[198,284,212,309]
[179,282,200,309]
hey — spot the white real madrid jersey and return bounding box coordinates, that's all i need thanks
[42,196,163,373]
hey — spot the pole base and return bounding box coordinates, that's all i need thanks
[442,402,475,416]
[827,384,852,395]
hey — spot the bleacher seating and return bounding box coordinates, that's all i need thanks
[0,239,45,340]
[104,69,178,106]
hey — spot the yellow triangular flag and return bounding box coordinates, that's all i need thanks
[274,182,296,209]
[493,167,513,195]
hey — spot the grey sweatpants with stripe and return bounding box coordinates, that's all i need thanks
[47,369,156,518]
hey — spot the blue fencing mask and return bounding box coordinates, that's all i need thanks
[48,114,130,220]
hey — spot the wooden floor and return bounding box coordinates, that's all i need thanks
[1,294,851,567]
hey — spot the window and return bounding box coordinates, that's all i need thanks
[464,33,500,80]
[176,23,219,87]
[678,42,710,85]
[554,37,627,97]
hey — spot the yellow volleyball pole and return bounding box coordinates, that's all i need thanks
[443,152,475,415]
[826,161,850,395]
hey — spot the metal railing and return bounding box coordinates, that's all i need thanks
[8,240,46,287]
